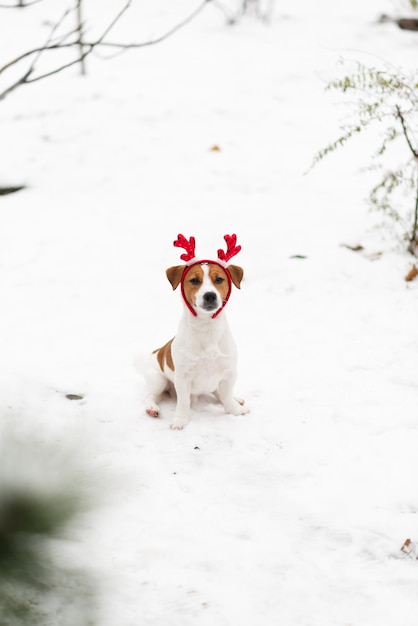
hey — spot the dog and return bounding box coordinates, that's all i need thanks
[142,234,249,430]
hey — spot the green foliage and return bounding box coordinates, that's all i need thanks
[0,435,97,626]
[312,61,418,253]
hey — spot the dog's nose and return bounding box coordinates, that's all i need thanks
[203,291,217,305]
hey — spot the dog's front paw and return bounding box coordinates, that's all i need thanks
[146,403,160,418]
[225,400,250,416]
[170,416,189,430]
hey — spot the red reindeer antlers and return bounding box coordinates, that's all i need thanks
[173,234,196,262]
[173,233,241,264]
[217,234,241,263]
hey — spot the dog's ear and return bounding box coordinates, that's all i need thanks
[166,265,186,290]
[228,264,244,289]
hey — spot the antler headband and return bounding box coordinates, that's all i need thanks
[173,234,196,262]
[173,234,242,318]
[173,233,241,266]
[217,234,242,263]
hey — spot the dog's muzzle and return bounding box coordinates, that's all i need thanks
[202,291,219,311]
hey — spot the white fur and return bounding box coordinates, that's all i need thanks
[142,265,249,429]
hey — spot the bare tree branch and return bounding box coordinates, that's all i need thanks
[30,8,72,71]
[0,20,81,77]
[25,0,133,83]
[0,0,43,8]
[76,0,86,75]
[0,7,76,75]
[93,0,211,50]
[0,7,74,99]
[0,0,211,100]
[396,105,418,160]
[396,105,418,246]
[0,0,132,98]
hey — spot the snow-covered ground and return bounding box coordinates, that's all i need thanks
[1,0,418,624]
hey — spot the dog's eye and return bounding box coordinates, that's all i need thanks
[189,277,200,285]
[215,277,225,284]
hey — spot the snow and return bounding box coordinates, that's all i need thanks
[1,0,418,624]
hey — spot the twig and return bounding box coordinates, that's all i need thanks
[0,0,132,97]
[0,7,73,99]
[26,0,132,83]
[78,0,211,50]
[31,8,72,71]
[0,0,43,7]
[0,16,79,75]
[396,106,418,245]
[412,171,418,245]
[76,0,86,75]
[396,105,418,160]
[0,0,210,100]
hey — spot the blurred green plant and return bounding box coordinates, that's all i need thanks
[0,434,97,626]
[312,61,418,255]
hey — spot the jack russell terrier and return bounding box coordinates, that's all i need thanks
[142,234,249,430]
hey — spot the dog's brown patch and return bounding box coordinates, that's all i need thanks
[153,339,175,372]
[227,264,244,288]
[182,265,205,307]
[208,263,230,301]
[166,265,186,290]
